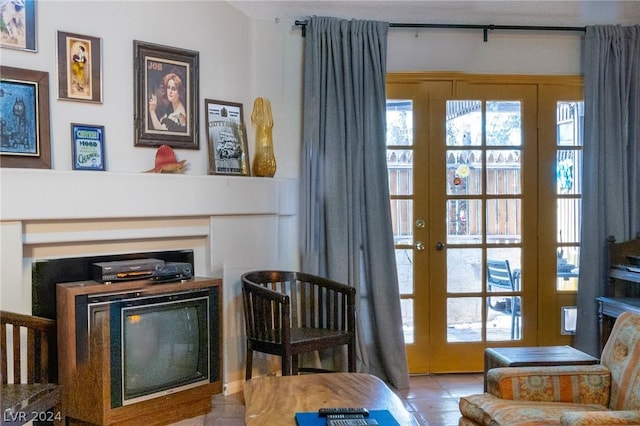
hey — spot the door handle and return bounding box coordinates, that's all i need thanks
[415,241,425,251]
[435,241,445,251]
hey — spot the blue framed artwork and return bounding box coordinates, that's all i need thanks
[0,66,51,168]
[71,123,105,170]
[0,0,37,52]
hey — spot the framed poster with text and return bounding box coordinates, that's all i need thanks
[71,123,105,170]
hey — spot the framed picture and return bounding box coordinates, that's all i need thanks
[205,99,250,176]
[57,31,102,103]
[0,0,36,52]
[0,66,50,169]
[71,123,105,171]
[134,40,199,149]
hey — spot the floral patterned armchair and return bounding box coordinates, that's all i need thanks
[459,311,640,425]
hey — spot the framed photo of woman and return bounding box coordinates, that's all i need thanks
[133,40,199,149]
[57,31,102,103]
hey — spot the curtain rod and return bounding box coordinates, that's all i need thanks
[294,20,586,41]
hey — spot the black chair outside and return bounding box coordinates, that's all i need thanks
[241,271,356,379]
[486,259,521,339]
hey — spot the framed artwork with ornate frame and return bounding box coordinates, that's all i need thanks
[57,31,102,103]
[0,0,36,52]
[0,66,51,169]
[133,40,199,149]
[205,99,250,176]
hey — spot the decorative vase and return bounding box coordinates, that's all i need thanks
[251,97,276,177]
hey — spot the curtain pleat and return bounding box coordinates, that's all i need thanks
[301,16,410,389]
[575,25,640,356]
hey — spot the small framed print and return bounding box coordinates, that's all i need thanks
[0,0,36,52]
[57,31,102,103]
[71,123,105,170]
[134,40,199,149]
[205,99,250,176]
[0,66,51,169]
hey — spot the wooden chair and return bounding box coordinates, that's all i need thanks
[486,259,521,339]
[241,271,356,379]
[1,311,62,425]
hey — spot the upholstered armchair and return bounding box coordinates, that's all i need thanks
[459,311,640,425]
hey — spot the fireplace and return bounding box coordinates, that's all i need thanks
[1,169,298,393]
[32,250,195,320]
[31,250,195,383]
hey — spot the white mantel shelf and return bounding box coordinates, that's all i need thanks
[0,169,296,221]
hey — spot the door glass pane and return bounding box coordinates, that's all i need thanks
[557,199,581,243]
[486,149,521,195]
[447,150,482,195]
[486,248,521,341]
[557,246,579,291]
[400,299,414,344]
[556,101,583,291]
[390,199,413,244]
[446,101,482,146]
[486,198,522,244]
[396,249,414,294]
[447,199,482,244]
[386,100,413,146]
[486,101,521,146]
[447,248,482,293]
[388,150,413,195]
[487,296,521,341]
[486,247,522,291]
[557,150,582,195]
[557,103,583,147]
[447,297,482,342]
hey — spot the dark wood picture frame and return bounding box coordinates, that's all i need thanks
[57,31,102,103]
[133,40,199,150]
[71,123,105,171]
[0,0,36,52]
[205,99,250,176]
[0,66,51,169]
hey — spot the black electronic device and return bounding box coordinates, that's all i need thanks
[318,408,369,417]
[153,262,193,283]
[92,258,165,283]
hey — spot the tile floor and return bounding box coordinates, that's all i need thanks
[180,373,484,425]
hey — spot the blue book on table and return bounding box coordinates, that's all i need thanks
[295,410,401,426]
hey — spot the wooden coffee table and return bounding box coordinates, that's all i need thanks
[243,373,417,426]
[484,345,599,391]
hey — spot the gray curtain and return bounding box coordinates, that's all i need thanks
[575,25,640,356]
[301,16,410,389]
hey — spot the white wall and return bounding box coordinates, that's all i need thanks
[0,0,303,177]
[387,28,582,74]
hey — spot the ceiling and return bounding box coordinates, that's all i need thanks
[227,1,640,27]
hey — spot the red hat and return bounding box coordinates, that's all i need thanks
[147,144,186,173]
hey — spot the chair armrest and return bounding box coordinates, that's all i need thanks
[560,410,640,425]
[487,364,610,405]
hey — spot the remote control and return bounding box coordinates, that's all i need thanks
[318,407,369,417]
[326,419,378,426]
[327,414,366,420]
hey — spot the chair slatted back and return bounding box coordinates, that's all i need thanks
[487,259,517,291]
[241,271,355,344]
[1,311,56,384]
